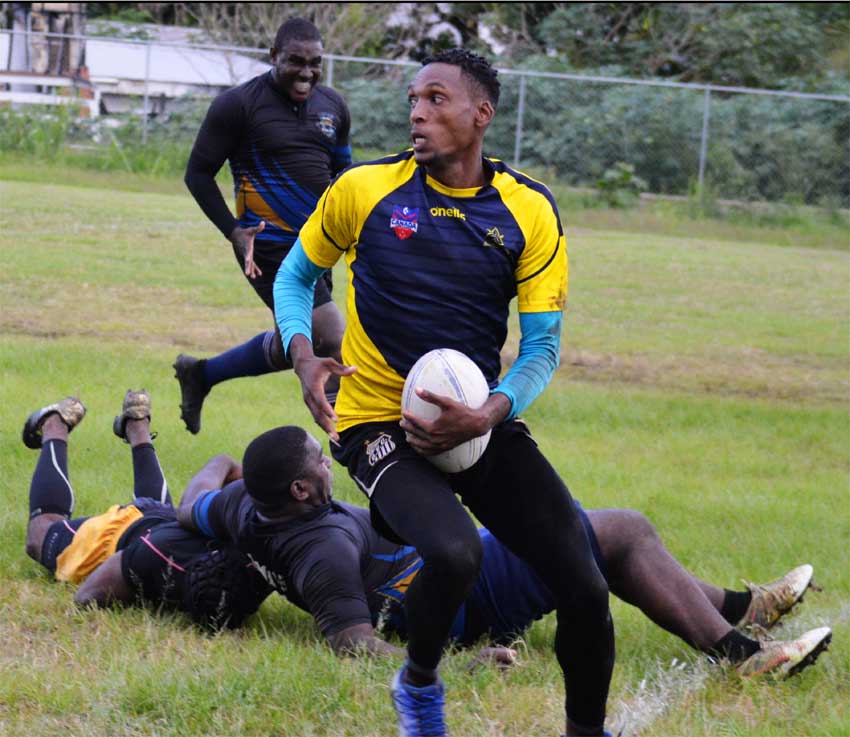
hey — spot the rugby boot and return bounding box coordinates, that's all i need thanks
[113,389,154,442]
[174,354,209,434]
[737,564,814,630]
[391,666,449,737]
[22,396,86,449]
[736,626,832,678]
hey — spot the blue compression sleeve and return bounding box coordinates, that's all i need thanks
[273,238,327,357]
[191,489,222,538]
[492,311,562,420]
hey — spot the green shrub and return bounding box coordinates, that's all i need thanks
[596,162,648,208]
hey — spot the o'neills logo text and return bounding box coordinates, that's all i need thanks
[430,206,466,221]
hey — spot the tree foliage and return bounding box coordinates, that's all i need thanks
[86,2,397,57]
[80,3,849,90]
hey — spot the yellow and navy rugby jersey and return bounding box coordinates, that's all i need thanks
[189,72,351,248]
[299,151,567,432]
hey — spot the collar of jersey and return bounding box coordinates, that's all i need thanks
[421,157,495,198]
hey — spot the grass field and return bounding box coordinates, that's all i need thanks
[0,170,848,737]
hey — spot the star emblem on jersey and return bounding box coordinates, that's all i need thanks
[483,226,505,248]
[390,205,419,240]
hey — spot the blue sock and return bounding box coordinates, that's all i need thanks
[203,332,280,388]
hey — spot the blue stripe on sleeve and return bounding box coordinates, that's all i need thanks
[492,311,561,420]
[273,237,327,357]
[333,145,352,168]
[192,489,222,538]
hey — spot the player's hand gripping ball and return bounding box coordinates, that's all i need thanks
[402,348,492,473]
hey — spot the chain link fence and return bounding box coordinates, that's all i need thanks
[2,29,849,206]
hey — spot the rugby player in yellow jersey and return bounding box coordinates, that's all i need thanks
[273,48,611,737]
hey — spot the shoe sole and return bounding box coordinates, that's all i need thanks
[22,400,86,449]
[22,407,51,449]
[173,357,204,434]
[786,631,832,678]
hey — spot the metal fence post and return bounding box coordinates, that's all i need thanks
[326,56,334,88]
[697,87,711,195]
[514,73,526,168]
[142,41,151,144]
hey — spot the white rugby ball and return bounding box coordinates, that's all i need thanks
[401,348,492,473]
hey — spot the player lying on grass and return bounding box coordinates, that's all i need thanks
[177,425,831,678]
[23,391,270,629]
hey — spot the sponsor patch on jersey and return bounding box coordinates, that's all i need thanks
[390,205,419,240]
[366,433,397,466]
[317,112,337,139]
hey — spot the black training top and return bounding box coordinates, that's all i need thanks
[192,481,422,637]
[118,499,269,616]
[120,520,217,606]
[186,71,352,249]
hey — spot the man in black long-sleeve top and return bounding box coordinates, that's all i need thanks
[177,18,351,434]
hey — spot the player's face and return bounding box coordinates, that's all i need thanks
[408,63,489,168]
[271,38,323,103]
[300,434,334,505]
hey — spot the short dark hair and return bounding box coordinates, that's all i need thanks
[422,48,500,107]
[274,18,322,51]
[183,546,269,631]
[242,426,309,506]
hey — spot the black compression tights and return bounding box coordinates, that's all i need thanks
[131,443,171,505]
[371,422,614,730]
[454,424,615,731]
[29,439,74,518]
[29,440,170,519]
[371,461,483,673]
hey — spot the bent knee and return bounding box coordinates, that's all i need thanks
[622,509,661,547]
[26,515,56,563]
[426,534,483,583]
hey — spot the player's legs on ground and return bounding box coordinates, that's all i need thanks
[588,509,814,639]
[113,389,171,505]
[24,399,86,563]
[586,508,831,678]
[371,462,482,736]
[455,425,614,737]
[587,508,760,660]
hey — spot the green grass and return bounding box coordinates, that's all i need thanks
[0,171,848,736]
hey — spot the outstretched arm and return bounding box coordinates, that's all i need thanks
[75,552,133,607]
[176,454,242,530]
